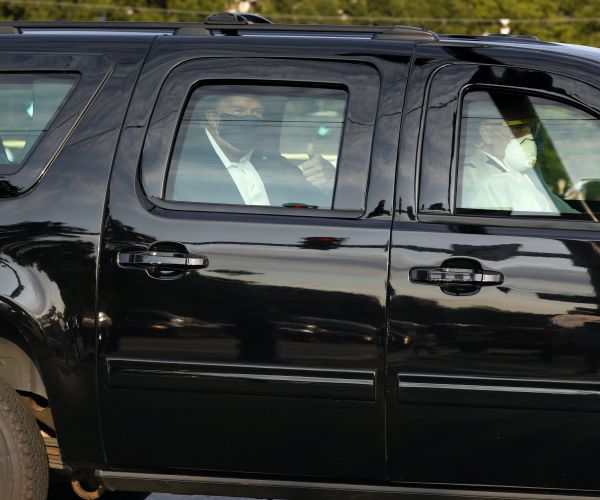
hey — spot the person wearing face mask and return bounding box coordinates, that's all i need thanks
[167,93,334,207]
[459,100,574,214]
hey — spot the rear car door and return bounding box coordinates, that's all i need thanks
[388,43,600,490]
[0,37,150,469]
[98,35,410,479]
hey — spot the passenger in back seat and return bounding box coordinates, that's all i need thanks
[167,92,334,208]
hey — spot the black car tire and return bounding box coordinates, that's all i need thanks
[0,376,48,500]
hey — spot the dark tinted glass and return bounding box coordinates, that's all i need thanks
[0,74,77,167]
[457,91,600,220]
[164,85,347,209]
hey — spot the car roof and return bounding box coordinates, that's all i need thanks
[0,18,597,63]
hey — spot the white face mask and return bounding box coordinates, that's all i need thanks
[503,133,537,172]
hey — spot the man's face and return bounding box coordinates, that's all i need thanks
[480,119,533,157]
[206,95,264,154]
[215,95,264,119]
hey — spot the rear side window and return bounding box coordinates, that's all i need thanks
[164,85,347,209]
[457,90,600,220]
[0,74,77,167]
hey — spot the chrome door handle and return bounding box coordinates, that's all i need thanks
[117,251,208,270]
[409,267,503,285]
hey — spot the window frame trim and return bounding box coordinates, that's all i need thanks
[0,53,114,197]
[148,196,363,219]
[139,57,380,216]
[417,64,600,232]
[418,212,600,232]
[0,72,80,173]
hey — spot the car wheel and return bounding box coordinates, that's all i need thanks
[0,377,48,500]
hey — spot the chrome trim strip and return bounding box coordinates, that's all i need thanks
[398,372,600,387]
[23,29,172,36]
[239,33,373,39]
[398,381,600,396]
[109,356,373,376]
[127,368,374,386]
[106,358,376,400]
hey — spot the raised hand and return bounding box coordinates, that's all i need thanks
[299,143,336,192]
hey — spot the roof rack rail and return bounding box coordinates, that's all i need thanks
[205,12,273,25]
[374,25,437,41]
[202,12,434,41]
[206,23,437,41]
[204,12,273,36]
[0,21,210,36]
[443,33,542,43]
[0,18,438,41]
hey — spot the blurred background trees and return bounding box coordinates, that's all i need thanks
[0,0,598,46]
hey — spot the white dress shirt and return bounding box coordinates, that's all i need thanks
[460,151,558,213]
[205,129,270,206]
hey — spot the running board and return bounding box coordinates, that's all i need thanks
[97,471,600,500]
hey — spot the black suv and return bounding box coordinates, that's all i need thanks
[2,13,600,500]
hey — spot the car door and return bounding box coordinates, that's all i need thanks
[388,45,600,490]
[98,35,410,479]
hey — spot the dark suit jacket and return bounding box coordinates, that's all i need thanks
[165,125,329,208]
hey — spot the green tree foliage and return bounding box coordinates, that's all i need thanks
[259,0,600,46]
[0,0,598,45]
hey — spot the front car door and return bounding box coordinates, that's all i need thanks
[389,42,600,491]
[98,35,410,480]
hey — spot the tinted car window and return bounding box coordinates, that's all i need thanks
[164,85,347,209]
[0,74,77,166]
[457,90,600,220]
